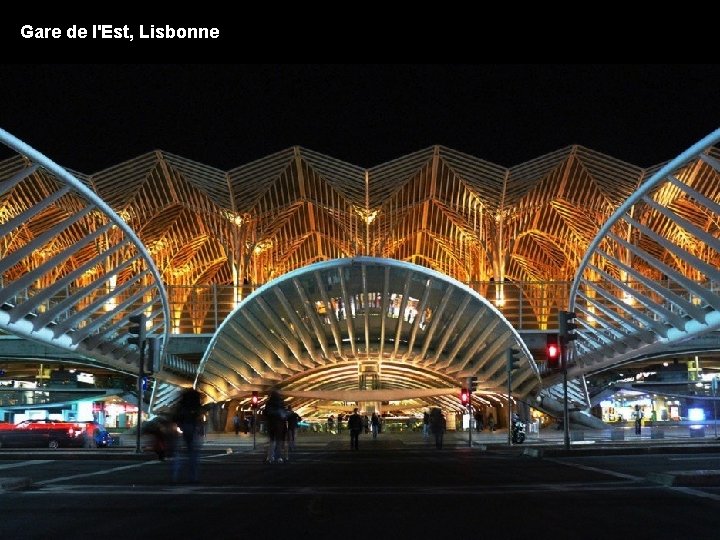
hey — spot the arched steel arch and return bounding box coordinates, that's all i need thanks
[0,128,170,374]
[196,257,540,412]
[564,128,720,379]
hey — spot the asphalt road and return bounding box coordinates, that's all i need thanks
[2,435,720,539]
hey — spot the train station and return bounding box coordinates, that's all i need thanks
[1,127,719,437]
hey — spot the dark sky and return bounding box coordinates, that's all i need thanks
[1,64,719,173]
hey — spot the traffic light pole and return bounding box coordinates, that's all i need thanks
[468,404,473,447]
[135,343,145,454]
[559,310,576,451]
[562,358,570,451]
[507,370,513,446]
[252,408,257,450]
[466,377,473,448]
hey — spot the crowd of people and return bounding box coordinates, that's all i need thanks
[143,387,481,480]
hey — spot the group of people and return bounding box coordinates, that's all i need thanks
[327,411,383,438]
[146,388,456,481]
[264,389,302,463]
[231,412,253,435]
[343,408,384,446]
[472,409,495,432]
[421,409,448,448]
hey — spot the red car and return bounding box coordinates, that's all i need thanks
[0,420,85,449]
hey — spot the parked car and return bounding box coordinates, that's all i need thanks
[0,420,85,449]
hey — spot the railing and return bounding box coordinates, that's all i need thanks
[160,279,716,335]
[4,278,713,339]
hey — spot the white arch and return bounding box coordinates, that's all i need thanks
[0,128,170,374]
[566,127,720,377]
[196,256,540,407]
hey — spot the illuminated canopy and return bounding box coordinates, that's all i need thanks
[196,257,539,411]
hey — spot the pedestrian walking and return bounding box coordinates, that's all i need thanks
[264,389,287,463]
[474,409,483,432]
[371,412,381,439]
[286,405,301,451]
[488,412,495,432]
[232,412,241,435]
[347,407,363,450]
[422,410,430,438]
[429,407,446,449]
[172,387,203,482]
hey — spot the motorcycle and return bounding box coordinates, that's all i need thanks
[511,418,526,444]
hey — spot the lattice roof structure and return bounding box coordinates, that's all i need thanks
[2,138,719,416]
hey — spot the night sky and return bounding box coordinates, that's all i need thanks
[1,64,719,173]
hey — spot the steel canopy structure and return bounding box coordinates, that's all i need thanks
[1,124,719,419]
[0,128,170,374]
[562,128,720,380]
[196,257,539,411]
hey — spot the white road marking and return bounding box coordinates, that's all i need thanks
[668,457,720,461]
[34,452,231,485]
[35,461,160,485]
[552,458,720,502]
[0,460,53,470]
[19,482,651,497]
[546,458,641,481]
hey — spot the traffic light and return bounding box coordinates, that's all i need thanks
[146,337,161,374]
[559,310,578,343]
[546,334,560,370]
[251,390,259,408]
[506,347,521,373]
[127,314,146,349]
[460,388,470,406]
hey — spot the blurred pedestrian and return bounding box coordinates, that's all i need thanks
[422,410,430,438]
[371,412,381,439]
[474,409,484,432]
[141,414,177,461]
[488,412,495,432]
[429,407,446,449]
[172,387,203,482]
[348,407,363,450]
[265,389,287,463]
[232,412,241,435]
[286,405,301,452]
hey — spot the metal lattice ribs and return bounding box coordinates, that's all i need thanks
[568,128,720,377]
[0,128,170,373]
[196,257,539,410]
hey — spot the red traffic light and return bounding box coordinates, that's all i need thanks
[251,391,259,408]
[460,388,470,405]
[546,334,560,370]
